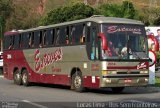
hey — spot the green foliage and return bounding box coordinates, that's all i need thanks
[0,0,13,19]
[0,0,13,35]
[98,3,122,17]
[139,7,160,26]
[40,1,137,26]
[154,17,160,26]
[2,0,160,32]
[5,1,40,31]
[156,51,160,62]
[98,0,136,19]
[39,3,96,25]
[121,1,136,19]
[155,77,160,87]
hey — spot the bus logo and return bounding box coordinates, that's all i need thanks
[137,62,147,69]
[34,48,63,72]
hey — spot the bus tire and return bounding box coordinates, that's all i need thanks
[22,69,30,86]
[111,87,124,93]
[13,69,22,85]
[72,72,84,92]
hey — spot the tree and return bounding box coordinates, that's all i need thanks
[39,3,97,25]
[0,0,13,35]
[0,0,13,50]
[121,1,136,19]
[98,3,122,17]
[139,7,160,26]
[6,4,40,30]
[98,0,136,19]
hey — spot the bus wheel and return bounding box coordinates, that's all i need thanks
[72,72,84,92]
[111,87,124,93]
[13,70,22,85]
[22,70,30,86]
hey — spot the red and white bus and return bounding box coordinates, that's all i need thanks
[3,16,149,93]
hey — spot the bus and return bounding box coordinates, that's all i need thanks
[3,16,149,93]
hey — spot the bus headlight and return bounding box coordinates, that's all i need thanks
[106,79,111,83]
[111,71,117,74]
[102,70,117,75]
[102,70,107,76]
[140,71,148,74]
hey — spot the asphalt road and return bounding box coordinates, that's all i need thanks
[0,76,160,108]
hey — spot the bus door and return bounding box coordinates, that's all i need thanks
[90,26,100,88]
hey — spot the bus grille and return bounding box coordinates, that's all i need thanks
[117,71,140,74]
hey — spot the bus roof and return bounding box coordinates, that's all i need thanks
[4,31,19,36]
[5,16,144,34]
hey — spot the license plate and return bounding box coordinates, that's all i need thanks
[124,79,132,83]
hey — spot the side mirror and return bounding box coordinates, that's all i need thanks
[98,33,108,50]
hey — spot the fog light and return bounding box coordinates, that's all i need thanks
[145,78,148,82]
[106,79,111,83]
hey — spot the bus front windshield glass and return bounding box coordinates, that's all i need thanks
[101,24,148,60]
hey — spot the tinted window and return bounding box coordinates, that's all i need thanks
[4,36,12,50]
[22,33,29,48]
[34,31,40,48]
[71,24,86,44]
[46,29,55,46]
[8,36,14,49]
[13,35,20,49]
[29,32,34,48]
[59,27,66,45]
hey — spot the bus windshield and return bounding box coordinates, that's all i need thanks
[101,24,148,60]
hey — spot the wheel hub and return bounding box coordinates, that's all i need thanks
[74,76,81,88]
[22,73,27,83]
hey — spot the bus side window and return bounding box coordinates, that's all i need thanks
[65,26,69,45]
[70,26,75,44]
[21,33,25,48]
[55,28,60,46]
[46,29,55,46]
[22,33,29,48]
[29,32,34,48]
[4,36,12,50]
[34,31,40,48]
[3,36,9,50]
[8,36,14,50]
[43,30,46,47]
[38,30,46,47]
[13,34,20,49]
[51,29,55,45]
[80,24,86,43]
[74,24,84,44]
[39,31,43,47]
[19,34,22,48]
[59,27,66,45]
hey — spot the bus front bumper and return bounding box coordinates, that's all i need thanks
[100,75,149,87]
